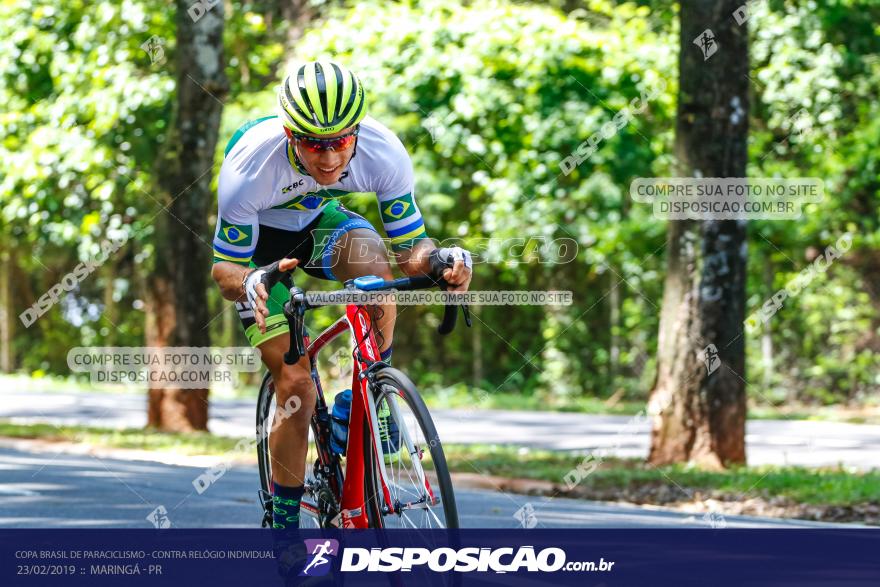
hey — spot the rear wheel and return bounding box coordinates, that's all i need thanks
[362,367,459,529]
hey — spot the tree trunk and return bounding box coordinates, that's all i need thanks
[846,250,880,353]
[0,251,11,372]
[648,0,749,469]
[609,269,620,382]
[102,260,117,347]
[146,0,228,432]
[761,259,775,395]
[279,0,315,47]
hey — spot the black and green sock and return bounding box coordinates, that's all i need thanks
[380,346,393,364]
[272,482,304,529]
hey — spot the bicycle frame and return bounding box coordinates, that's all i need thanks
[302,302,437,528]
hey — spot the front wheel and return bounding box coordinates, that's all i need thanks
[363,367,459,529]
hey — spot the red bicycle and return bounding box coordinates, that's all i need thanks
[256,272,468,529]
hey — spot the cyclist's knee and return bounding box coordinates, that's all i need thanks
[274,367,315,423]
[362,258,393,281]
[340,255,393,283]
[334,230,393,281]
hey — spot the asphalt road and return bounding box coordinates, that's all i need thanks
[3,390,880,469]
[0,445,858,529]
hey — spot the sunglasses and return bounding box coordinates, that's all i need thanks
[291,126,359,153]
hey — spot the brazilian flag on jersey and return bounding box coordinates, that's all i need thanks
[213,218,255,265]
[380,193,427,250]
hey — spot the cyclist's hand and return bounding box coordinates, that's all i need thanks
[244,258,299,333]
[443,258,472,292]
[429,247,473,293]
[277,257,298,273]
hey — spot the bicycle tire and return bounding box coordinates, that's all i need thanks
[256,373,274,502]
[362,367,459,529]
[362,409,383,528]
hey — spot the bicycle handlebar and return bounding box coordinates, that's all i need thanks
[367,275,471,335]
[280,273,471,365]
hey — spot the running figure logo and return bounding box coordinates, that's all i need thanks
[300,539,340,577]
[693,29,718,61]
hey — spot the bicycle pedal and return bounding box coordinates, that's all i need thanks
[258,489,274,527]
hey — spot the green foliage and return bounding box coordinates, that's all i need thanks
[4,0,879,408]
[267,0,676,396]
[1,0,284,370]
[0,0,175,370]
[745,0,880,403]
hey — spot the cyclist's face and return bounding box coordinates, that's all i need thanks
[291,126,357,185]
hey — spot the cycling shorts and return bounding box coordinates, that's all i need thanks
[234,200,379,347]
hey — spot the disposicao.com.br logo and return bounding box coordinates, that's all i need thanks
[337,546,615,573]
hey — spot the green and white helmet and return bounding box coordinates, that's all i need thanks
[277,61,368,135]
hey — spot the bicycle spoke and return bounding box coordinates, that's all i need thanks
[369,384,451,529]
[424,503,445,526]
[401,512,419,529]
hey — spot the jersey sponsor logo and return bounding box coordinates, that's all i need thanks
[219,219,252,246]
[381,193,416,223]
[281,179,305,193]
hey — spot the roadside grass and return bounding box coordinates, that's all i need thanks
[2,420,877,507]
[436,444,880,506]
[422,386,645,415]
[0,373,260,399]
[0,421,240,455]
[421,387,880,424]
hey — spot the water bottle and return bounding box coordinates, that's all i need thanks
[330,389,352,455]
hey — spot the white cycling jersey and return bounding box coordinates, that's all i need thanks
[212,115,428,265]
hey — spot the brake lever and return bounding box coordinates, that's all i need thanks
[294,312,306,357]
[282,288,307,365]
[441,277,471,327]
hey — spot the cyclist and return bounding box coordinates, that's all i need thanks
[210,61,473,529]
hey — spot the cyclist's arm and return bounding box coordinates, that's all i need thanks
[394,231,472,292]
[210,161,263,300]
[373,135,471,290]
[395,239,435,277]
[210,213,259,301]
[211,261,250,302]
[210,205,267,323]
[373,139,430,268]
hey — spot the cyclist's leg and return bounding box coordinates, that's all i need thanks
[239,226,317,528]
[239,291,315,528]
[331,228,396,356]
[308,201,396,357]
[259,336,315,485]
